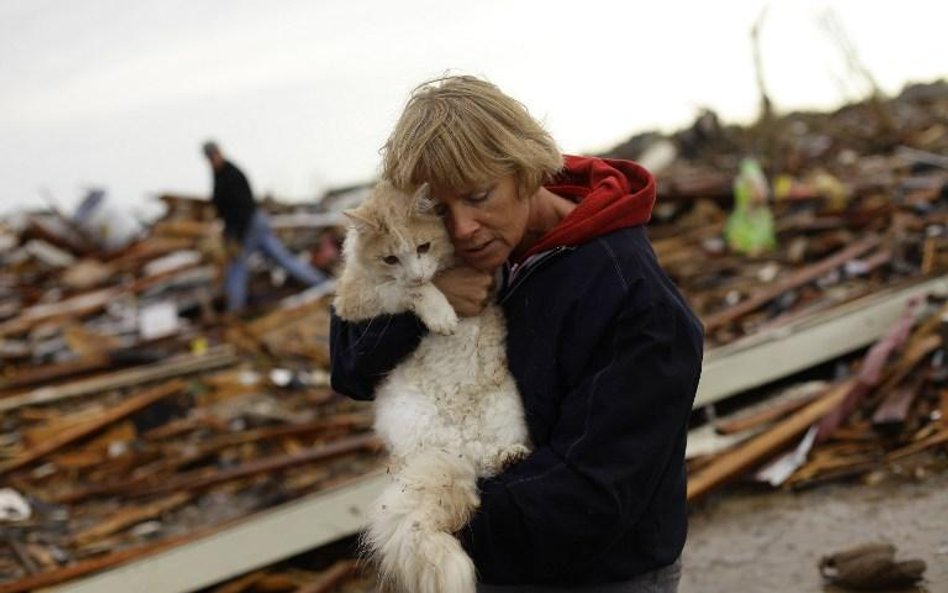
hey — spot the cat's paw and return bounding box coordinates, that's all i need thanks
[418,300,459,335]
[411,283,459,335]
[484,444,531,475]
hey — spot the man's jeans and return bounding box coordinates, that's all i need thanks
[476,558,682,593]
[225,212,328,310]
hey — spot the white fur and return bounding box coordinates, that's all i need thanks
[334,183,530,593]
[365,304,530,593]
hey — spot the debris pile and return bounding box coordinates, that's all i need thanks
[687,294,948,502]
[610,80,948,347]
[0,197,382,592]
[0,79,946,591]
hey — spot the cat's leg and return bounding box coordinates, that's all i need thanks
[410,283,458,335]
[477,378,533,476]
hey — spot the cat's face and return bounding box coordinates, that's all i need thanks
[345,183,455,287]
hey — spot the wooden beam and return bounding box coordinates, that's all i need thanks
[0,380,185,476]
[696,275,948,408]
[0,347,235,413]
[72,493,192,547]
[47,473,387,593]
[0,530,207,593]
[713,392,821,435]
[884,427,948,462]
[872,377,924,428]
[293,560,359,593]
[687,379,855,503]
[703,236,881,332]
[126,434,381,498]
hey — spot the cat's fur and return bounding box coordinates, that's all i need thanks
[334,181,530,593]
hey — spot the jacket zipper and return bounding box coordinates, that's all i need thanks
[499,246,573,304]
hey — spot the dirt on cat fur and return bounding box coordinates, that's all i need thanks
[681,469,948,593]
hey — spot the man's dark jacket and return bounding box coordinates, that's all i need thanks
[211,161,257,243]
[330,156,704,586]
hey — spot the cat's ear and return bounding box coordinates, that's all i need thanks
[410,183,437,217]
[343,207,381,234]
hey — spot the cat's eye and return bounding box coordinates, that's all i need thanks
[417,242,430,254]
[383,255,399,265]
[433,203,448,217]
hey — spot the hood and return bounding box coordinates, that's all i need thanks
[516,155,656,263]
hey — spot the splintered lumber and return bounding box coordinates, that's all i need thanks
[872,377,924,427]
[687,379,855,503]
[866,334,941,409]
[210,571,268,593]
[714,391,821,435]
[0,380,185,475]
[702,236,881,332]
[815,301,921,440]
[0,354,110,391]
[884,427,948,462]
[0,346,235,413]
[941,389,948,429]
[54,416,375,504]
[293,559,359,593]
[0,287,121,338]
[125,434,382,498]
[0,530,207,593]
[71,493,192,546]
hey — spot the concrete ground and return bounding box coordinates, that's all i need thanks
[681,469,948,593]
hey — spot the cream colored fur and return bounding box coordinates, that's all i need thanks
[334,181,530,593]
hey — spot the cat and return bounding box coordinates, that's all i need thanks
[333,180,531,593]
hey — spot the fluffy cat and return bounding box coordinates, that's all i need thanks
[334,181,530,593]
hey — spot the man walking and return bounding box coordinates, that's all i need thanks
[203,141,328,311]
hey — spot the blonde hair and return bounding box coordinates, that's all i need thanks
[382,75,563,197]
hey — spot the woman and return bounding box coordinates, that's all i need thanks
[331,75,703,592]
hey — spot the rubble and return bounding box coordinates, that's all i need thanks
[0,79,945,591]
[0,196,380,592]
[608,79,948,348]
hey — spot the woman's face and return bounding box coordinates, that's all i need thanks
[430,174,530,273]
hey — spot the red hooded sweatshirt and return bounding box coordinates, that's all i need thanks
[516,155,656,264]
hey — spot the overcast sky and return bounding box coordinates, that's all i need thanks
[1,0,945,217]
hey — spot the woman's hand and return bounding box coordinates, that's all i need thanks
[433,265,496,317]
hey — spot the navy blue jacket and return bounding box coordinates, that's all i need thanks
[331,223,704,586]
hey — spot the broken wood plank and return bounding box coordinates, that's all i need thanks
[0,287,121,338]
[125,434,381,498]
[702,235,881,332]
[0,380,185,476]
[714,391,821,435]
[872,376,925,428]
[687,379,855,503]
[884,427,948,462]
[0,346,235,413]
[0,354,110,392]
[941,389,948,429]
[209,571,268,593]
[0,529,208,593]
[72,493,192,547]
[814,300,923,441]
[293,559,359,593]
